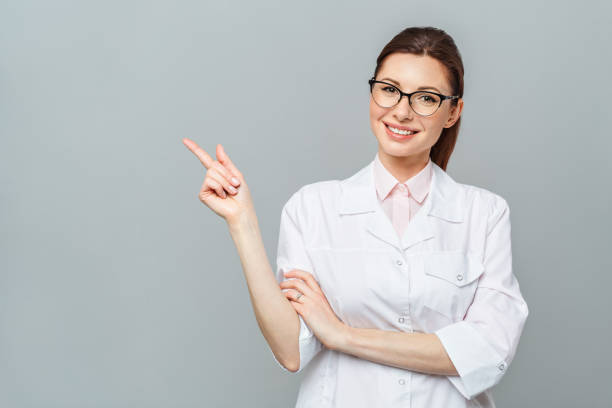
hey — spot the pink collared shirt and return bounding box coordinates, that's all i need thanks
[373,152,433,238]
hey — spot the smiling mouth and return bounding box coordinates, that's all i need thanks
[384,123,420,136]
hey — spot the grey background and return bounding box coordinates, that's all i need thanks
[1,0,610,407]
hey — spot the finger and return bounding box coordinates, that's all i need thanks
[283,289,305,303]
[205,177,227,199]
[279,278,314,298]
[183,138,215,169]
[283,270,324,296]
[212,161,241,189]
[288,298,305,315]
[207,169,238,195]
[216,144,242,184]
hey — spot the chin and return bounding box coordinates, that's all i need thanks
[377,136,431,161]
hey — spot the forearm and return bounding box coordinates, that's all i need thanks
[227,213,301,371]
[334,326,458,376]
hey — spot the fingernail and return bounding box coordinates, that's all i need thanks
[231,177,240,186]
[228,186,237,193]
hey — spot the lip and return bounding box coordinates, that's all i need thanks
[382,121,420,132]
[383,121,420,141]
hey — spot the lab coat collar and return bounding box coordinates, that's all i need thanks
[338,157,465,251]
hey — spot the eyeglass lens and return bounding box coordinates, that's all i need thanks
[371,82,441,116]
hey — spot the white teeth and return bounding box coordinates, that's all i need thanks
[388,125,416,135]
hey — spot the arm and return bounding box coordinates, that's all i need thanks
[228,190,322,373]
[228,210,303,372]
[180,139,312,373]
[333,328,458,376]
[432,197,529,399]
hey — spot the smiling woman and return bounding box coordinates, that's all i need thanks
[267,26,527,408]
[184,25,528,408]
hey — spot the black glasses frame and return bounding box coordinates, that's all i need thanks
[368,77,459,116]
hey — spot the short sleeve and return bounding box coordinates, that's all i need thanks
[434,197,529,399]
[270,189,323,373]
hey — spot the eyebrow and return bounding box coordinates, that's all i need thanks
[379,77,442,93]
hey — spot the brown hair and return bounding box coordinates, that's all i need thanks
[372,26,464,171]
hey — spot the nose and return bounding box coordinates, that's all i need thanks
[393,94,415,121]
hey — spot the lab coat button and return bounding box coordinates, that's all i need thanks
[398,378,406,385]
[456,274,463,281]
[396,259,403,266]
[398,317,405,323]
[498,362,506,371]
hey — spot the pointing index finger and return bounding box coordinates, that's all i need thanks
[182,138,214,169]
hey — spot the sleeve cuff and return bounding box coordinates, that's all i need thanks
[435,321,508,399]
[272,315,323,373]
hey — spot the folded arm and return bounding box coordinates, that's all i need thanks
[333,328,458,376]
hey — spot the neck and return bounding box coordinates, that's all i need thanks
[377,149,430,183]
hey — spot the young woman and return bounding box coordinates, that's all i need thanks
[183,26,528,408]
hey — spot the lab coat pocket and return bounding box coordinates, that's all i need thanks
[422,251,484,320]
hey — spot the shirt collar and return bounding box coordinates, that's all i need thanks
[373,152,433,204]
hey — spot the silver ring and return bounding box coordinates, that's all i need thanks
[295,292,303,300]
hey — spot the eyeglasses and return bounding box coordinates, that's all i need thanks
[368,77,459,117]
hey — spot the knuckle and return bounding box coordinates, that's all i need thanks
[214,161,228,175]
[208,168,220,179]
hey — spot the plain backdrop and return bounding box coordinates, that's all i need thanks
[1,1,611,407]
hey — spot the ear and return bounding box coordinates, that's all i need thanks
[444,98,463,128]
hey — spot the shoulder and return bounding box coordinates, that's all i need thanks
[282,179,342,222]
[284,179,341,207]
[453,179,511,227]
[460,182,509,208]
[295,179,342,202]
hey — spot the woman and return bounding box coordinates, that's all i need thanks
[183,26,528,408]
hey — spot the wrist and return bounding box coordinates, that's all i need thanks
[227,210,258,233]
[330,323,353,352]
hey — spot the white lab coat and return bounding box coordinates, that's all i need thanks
[272,156,529,408]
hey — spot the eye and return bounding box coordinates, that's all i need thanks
[420,95,435,102]
[415,94,439,105]
[382,86,398,94]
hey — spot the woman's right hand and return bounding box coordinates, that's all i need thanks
[182,138,254,225]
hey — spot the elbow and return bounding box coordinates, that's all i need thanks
[281,356,300,373]
[274,347,300,373]
[271,347,300,373]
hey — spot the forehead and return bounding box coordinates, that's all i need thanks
[377,53,451,93]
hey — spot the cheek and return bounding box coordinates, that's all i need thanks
[369,100,385,129]
[369,98,384,118]
[423,116,446,137]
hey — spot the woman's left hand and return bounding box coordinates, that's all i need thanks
[280,269,348,351]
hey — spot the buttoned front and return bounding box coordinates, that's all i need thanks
[272,155,529,408]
